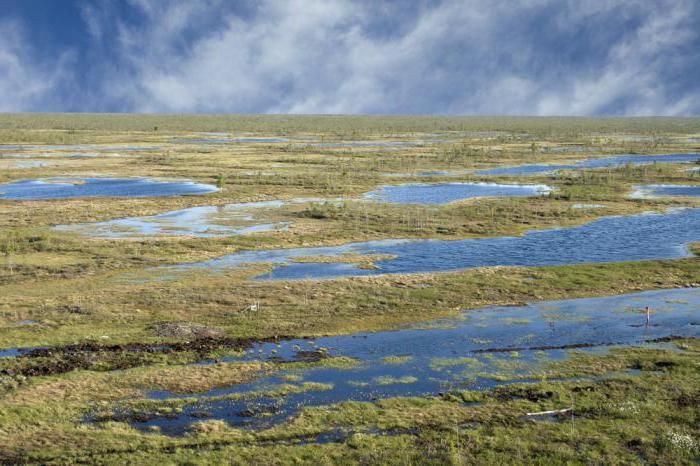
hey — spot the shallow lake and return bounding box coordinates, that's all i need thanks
[365,182,551,204]
[300,141,423,148]
[126,287,700,435]
[383,170,507,178]
[53,199,326,237]
[1,152,125,159]
[2,160,52,169]
[475,153,700,176]
[172,137,290,144]
[0,178,218,200]
[545,146,601,153]
[631,184,700,198]
[0,145,159,152]
[170,208,700,280]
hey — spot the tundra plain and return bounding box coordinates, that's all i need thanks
[1,115,699,464]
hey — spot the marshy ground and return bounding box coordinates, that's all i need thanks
[0,115,699,464]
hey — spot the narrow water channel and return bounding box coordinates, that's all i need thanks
[168,208,700,280]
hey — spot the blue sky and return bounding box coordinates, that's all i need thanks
[1,0,699,115]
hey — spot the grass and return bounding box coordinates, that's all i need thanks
[2,256,699,349]
[1,338,697,464]
[382,355,413,365]
[1,115,700,463]
[373,376,419,386]
[0,113,697,134]
[290,253,398,264]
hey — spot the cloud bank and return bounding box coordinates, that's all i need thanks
[0,19,75,112]
[2,0,699,115]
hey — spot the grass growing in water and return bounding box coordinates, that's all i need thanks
[2,116,700,463]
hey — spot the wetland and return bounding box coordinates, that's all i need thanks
[0,115,699,464]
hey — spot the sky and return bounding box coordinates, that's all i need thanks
[1,0,699,115]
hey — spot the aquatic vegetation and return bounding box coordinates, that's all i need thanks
[173,136,290,144]
[571,203,606,209]
[53,199,302,238]
[476,153,700,175]
[299,141,422,148]
[2,287,686,436]
[2,159,53,169]
[382,356,413,365]
[469,338,492,345]
[499,317,532,325]
[3,115,700,463]
[169,208,700,280]
[290,253,398,264]
[364,182,552,204]
[373,375,419,386]
[430,357,483,370]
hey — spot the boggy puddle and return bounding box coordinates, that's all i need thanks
[0,177,218,200]
[631,184,700,199]
[364,182,551,204]
[475,153,700,176]
[100,288,699,435]
[52,199,317,238]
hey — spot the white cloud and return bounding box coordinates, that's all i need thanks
[1,0,698,115]
[0,20,75,112]
[531,0,697,115]
[96,0,698,115]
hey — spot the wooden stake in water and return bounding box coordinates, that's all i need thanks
[646,306,650,326]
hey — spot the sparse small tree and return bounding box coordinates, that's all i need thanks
[2,233,17,275]
[216,173,226,190]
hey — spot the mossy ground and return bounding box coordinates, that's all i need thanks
[1,340,697,464]
[1,115,699,463]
